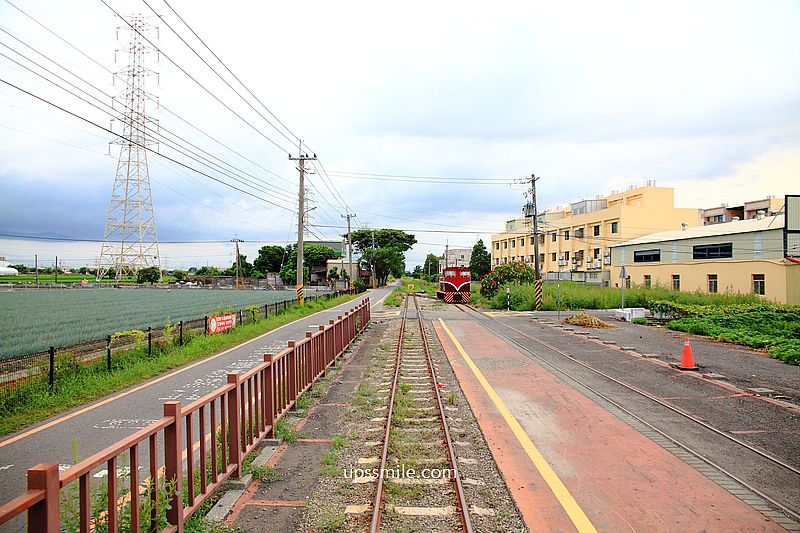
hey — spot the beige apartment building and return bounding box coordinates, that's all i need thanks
[609,214,799,304]
[491,183,702,284]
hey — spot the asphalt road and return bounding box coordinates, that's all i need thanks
[0,287,393,509]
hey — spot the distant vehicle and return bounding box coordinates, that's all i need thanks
[437,267,471,303]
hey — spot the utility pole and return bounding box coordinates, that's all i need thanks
[231,237,244,290]
[341,213,356,290]
[528,173,543,310]
[55,255,58,284]
[35,254,38,287]
[290,145,317,305]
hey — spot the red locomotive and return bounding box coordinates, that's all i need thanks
[437,267,471,303]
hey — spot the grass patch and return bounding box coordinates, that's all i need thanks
[320,448,341,477]
[274,418,302,443]
[666,309,800,364]
[490,281,764,312]
[250,464,282,484]
[446,391,457,405]
[563,313,613,328]
[0,293,359,436]
[385,480,423,500]
[383,290,404,307]
[316,503,346,532]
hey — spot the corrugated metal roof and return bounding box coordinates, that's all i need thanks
[611,215,784,248]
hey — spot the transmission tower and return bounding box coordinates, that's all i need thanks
[97,14,161,281]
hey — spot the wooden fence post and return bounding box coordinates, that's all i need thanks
[163,401,184,532]
[263,354,274,437]
[226,373,243,476]
[27,463,59,533]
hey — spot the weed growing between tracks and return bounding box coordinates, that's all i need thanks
[0,293,360,436]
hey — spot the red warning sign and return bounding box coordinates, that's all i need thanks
[208,313,236,334]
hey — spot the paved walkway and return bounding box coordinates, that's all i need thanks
[433,314,784,532]
[0,288,392,504]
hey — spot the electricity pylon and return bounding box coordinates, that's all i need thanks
[97,14,161,282]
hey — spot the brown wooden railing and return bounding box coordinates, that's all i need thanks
[0,297,370,532]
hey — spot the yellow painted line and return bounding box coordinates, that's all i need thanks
[0,297,365,449]
[438,318,597,533]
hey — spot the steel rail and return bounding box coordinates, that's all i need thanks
[370,296,408,531]
[459,304,800,523]
[413,295,474,533]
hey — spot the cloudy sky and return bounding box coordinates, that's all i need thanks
[1,0,798,269]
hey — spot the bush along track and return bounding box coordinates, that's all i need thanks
[0,292,361,436]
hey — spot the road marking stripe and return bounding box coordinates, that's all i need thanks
[0,296,368,449]
[438,318,597,533]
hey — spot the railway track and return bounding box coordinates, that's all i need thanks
[455,303,800,526]
[369,294,473,532]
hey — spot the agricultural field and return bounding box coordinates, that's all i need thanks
[0,288,306,358]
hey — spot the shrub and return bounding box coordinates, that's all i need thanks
[632,317,648,325]
[481,263,536,297]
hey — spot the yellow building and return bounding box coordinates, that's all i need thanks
[609,214,799,304]
[491,183,702,284]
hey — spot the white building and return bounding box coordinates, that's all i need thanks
[439,248,472,274]
[0,257,19,276]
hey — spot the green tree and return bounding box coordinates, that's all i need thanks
[349,229,416,253]
[253,245,286,273]
[412,265,423,278]
[278,244,337,285]
[422,253,442,278]
[361,246,405,287]
[137,266,161,284]
[225,254,254,277]
[172,270,187,281]
[327,266,340,287]
[469,239,491,280]
[196,266,219,276]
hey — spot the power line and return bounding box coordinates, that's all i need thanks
[0,77,295,211]
[100,0,294,157]
[0,38,296,207]
[2,1,299,190]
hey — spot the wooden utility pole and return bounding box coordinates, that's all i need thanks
[231,237,244,289]
[290,146,317,305]
[341,213,356,289]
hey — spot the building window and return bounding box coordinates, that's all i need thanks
[575,228,585,238]
[644,275,651,288]
[503,241,507,249]
[752,274,765,295]
[539,253,545,264]
[564,251,570,261]
[564,230,570,241]
[672,275,680,291]
[611,221,619,234]
[593,225,600,236]
[551,232,557,242]
[519,239,524,247]
[693,243,733,259]
[708,274,718,293]
[625,276,631,289]
[530,237,535,246]
[633,249,661,263]
[593,248,601,259]
[539,234,545,244]
[495,242,500,250]
[530,255,535,263]
[551,252,557,261]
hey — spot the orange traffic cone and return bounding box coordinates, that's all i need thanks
[679,336,698,370]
